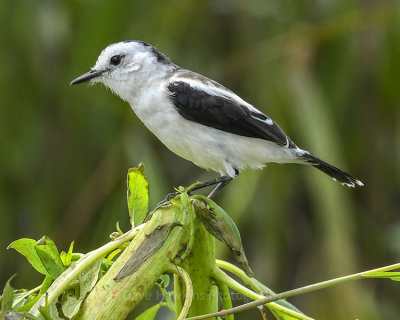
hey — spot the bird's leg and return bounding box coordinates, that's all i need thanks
[207,179,232,198]
[160,175,232,204]
[158,170,239,206]
[186,175,233,193]
[189,168,239,198]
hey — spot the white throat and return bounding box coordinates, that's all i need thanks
[104,63,176,105]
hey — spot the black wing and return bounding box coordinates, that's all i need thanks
[168,81,295,147]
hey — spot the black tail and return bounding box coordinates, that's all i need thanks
[302,153,363,187]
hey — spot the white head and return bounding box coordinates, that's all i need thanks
[71,41,176,98]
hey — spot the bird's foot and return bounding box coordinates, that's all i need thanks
[164,191,181,201]
[155,184,201,208]
[155,192,178,208]
[155,175,236,208]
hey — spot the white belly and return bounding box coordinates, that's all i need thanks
[128,90,297,177]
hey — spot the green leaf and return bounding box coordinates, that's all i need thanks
[17,276,53,312]
[0,275,15,317]
[363,271,400,281]
[105,249,121,266]
[158,274,170,288]
[127,163,150,227]
[60,241,74,267]
[135,303,162,320]
[62,259,102,318]
[7,239,48,276]
[79,259,102,297]
[65,241,75,267]
[35,236,66,279]
[156,275,174,311]
[102,249,122,274]
[269,306,313,320]
[39,302,62,320]
[12,287,40,311]
[192,196,254,277]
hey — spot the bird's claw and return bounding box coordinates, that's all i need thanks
[155,191,179,208]
[155,188,197,209]
[165,191,180,201]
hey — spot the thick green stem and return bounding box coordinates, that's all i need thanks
[175,200,219,319]
[74,200,190,320]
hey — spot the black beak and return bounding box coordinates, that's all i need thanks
[70,69,104,85]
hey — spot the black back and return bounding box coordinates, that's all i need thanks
[168,81,295,147]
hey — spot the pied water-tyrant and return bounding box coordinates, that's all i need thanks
[71,40,363,196]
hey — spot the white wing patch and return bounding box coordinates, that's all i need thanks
[251,114,273,125]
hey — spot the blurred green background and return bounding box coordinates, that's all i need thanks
[1,0,399,319]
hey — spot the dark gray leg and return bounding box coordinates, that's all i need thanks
[191,168,239,198]
[187,175,233,193]
[158,169,239,206]
[160,175,232,204]
[207,179,231,198]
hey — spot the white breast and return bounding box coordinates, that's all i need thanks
[124,80,296,177]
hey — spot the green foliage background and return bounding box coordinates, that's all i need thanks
[0,0,399,319]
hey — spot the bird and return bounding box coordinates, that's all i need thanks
[70,40,363,197]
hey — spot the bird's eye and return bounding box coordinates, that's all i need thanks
[110,55,122,66]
